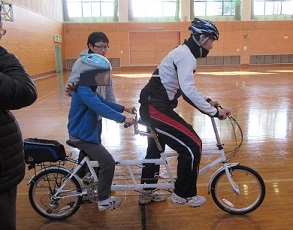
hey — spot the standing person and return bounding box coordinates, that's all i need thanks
[66,31,115,141]
[66,31,115,103]
[67,53,135,211]
[138,18,231,206]
[0,6,38,229]
[65,32,115,176]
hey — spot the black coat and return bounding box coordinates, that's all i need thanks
[0,46,37,192]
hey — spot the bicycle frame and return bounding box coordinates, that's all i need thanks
[40,114,241,200]
[27,112,266,218]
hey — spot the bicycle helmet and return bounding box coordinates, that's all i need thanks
[79,54,111,87]
[81,53,111,70]
[189,18,219,41]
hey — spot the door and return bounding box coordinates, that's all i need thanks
[54,45,63,73]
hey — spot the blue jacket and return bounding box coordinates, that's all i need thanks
[68,85,125,144]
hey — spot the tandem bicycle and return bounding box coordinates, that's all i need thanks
[24,112,266,220]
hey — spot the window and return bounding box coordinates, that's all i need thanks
[253,0,293,16]
[65,0,118,22]
[193,0,236,16]
[129,0,180,22]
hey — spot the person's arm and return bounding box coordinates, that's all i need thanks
[66,59,82,86]
[0,51,37,110]
[65,59,82,96]
[105,75,116,102]
[175,52,218,117]
[76,86,126,123]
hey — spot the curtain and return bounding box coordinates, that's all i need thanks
[114,0,118,21]
[234,0,241,20]
[251,0,255,19]
[62,0,70,22]
[190,0,194,20]
[128,0,133,21]
[175,0,180,21]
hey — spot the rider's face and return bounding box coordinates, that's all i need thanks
[89,42,109,56]
[201,36,215,51]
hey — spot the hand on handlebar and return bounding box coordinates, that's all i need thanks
[209,100,220,108]
[208,101,231,120]
[218,108,232,120]
[124,107,137,114]
[124,117,135,128]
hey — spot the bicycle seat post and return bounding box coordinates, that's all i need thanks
[134,116,163,152]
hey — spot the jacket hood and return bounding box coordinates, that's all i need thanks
[79,49,88,57]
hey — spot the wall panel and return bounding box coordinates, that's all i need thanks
[63,21,293,67]
[1,4,63,76]
[129,31,180,66]
[3,2,293,76]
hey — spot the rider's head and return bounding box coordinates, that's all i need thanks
[80,54,111,86]
[87,31,109,56]
[189,18,219,43]
[189,18,219,58]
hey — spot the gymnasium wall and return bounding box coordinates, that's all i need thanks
[1,3,63,77]
[2,1,293,77]
[63,21,293,68]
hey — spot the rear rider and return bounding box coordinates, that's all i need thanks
[67,54,135,211]
[138,18,232,206]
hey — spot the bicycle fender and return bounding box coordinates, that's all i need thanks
[207,163,240,194]
[27,165,76,185]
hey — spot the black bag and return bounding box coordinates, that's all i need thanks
[24,138,66,164]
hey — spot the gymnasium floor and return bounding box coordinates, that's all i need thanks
[14,66,293,229]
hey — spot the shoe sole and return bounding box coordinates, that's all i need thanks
[98,203,122,211]
[187,200,206,207]
[171,200,187,205]
[139,200,152,205]
[139,195,167,204]
[98,200,122,211]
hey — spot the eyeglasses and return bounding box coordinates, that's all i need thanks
[93,44,109,50]
[0,29,6,36]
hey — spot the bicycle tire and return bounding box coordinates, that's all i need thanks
[28,168,83,220]
[210,165,265,215]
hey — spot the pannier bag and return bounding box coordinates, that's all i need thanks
[24,138,66,164]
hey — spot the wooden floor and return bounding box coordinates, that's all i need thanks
[14,66,293,230]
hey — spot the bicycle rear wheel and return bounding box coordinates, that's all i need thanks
[28,168,83,220]
[210,165,265,215]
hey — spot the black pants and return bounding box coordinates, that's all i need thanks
[140,104,202,198]
[0,186,17,230]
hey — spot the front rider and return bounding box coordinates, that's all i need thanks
[138,18,231,206]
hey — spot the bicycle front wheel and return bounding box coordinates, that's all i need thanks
[28,168,83,220]
[210,165,265,215]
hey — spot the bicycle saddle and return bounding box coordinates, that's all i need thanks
[66,140,78,148]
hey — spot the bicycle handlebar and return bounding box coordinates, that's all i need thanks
[124,122,133,128]
[123,108,138,128]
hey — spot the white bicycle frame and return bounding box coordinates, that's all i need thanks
[54,114,241,198]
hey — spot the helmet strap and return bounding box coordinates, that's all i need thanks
[192,34,201,46]
[192,35,209,58]
[199,47,202,58]
[201,36,210,45]
[192,34,209,46]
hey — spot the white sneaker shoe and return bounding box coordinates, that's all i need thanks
[98,197,123,211]
[171,192,187,204]
[186,195,206,207]
[138,190,167,204]
[171,192,206,207]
